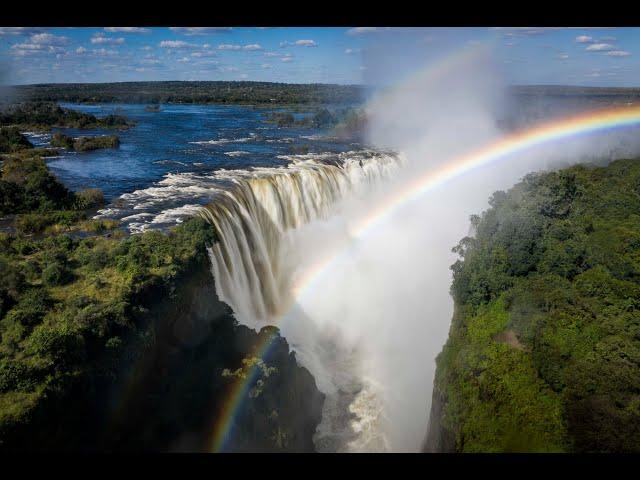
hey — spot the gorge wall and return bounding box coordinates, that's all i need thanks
[0,218,324,452]
[423,158,640,453]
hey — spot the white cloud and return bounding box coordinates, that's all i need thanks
[0,27,45,36]
[91,34,125,45]
[557,53,569,60]
[104,27,150,33]
[575,35,593,43]
[10,41,66,56]
[346,26,426,36]
[261,63,272,69]
[347,27,385,35]
[218,44,241,50]
[605,50,631,57]
[92,48,118,56]
[11,43,43,51]
[160,40,197,49]
[191,50,217,58]
[281,56,293,62]
[345,48,360,55]
[281,39,317,48]
[490,27,564,36]
[193,59,219,66]
[76,46,87,54]
[169,27,232,35]
[586,43,615,51]
[295,39,317,47]
[141,45,153,51]
[31,33,69,46]
[243,44,263,50]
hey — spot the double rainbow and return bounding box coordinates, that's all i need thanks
[209,103,640,452]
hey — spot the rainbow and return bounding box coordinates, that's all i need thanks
[209,103,640,452]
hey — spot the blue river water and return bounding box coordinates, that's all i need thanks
[23,103,367,232]
[26,103,359,200]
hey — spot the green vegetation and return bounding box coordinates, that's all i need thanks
[0,102,133,131]
[49,132,74,150]
[0,149,76,216]
[0,130,323,451]
[0,214,212,448]
[432,158,640,452]
[264,106,367,138]
[74,189,105,210]
[51,133,120,152]
[264,111,296,127]
[0,214,323,451]
[0,128,33,154]
[14,81,363,106]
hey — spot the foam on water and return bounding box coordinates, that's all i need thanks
[224,151,250,157]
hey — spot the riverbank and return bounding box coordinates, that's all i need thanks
[0,141,325,451]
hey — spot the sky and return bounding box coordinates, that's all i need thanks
[1,26,639,86]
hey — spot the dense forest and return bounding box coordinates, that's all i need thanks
[0,102,133,132]
[11,81,365,106]
[426,158,640,452]
[51,133,120,152]
[0,129,323,451]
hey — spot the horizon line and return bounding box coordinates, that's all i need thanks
[6,81,640,90]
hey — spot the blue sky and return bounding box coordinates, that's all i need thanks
[1,27,639,86]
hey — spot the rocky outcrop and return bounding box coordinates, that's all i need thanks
[102,258,325,452]
[0,250,324,452]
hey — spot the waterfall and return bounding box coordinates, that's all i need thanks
[199,150,403,329]
[199,150,403,452]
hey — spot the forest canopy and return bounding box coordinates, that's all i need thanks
[433,158,640,452]
[10,81,365,106]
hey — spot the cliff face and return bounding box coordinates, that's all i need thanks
[0,227,324,452]
[422,384,455,453]
[103,258,325,452]
[424,159,640,453]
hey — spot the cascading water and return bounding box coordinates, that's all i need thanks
[198,150,403,452]
[200,151,402,328]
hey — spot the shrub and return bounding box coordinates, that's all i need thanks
[41,261,70,287]
[75,188,105,210]
[0,127,33,153]
[72,135,119,152]
[50,133,75,150]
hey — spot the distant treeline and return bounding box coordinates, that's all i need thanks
[0,102,133,131]
[11,82,640,106]
[11,81,365,106]
[509,85,640,97]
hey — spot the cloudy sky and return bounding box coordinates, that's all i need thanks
[1,27,639,86]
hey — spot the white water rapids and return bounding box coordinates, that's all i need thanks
[197,150,404,452]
